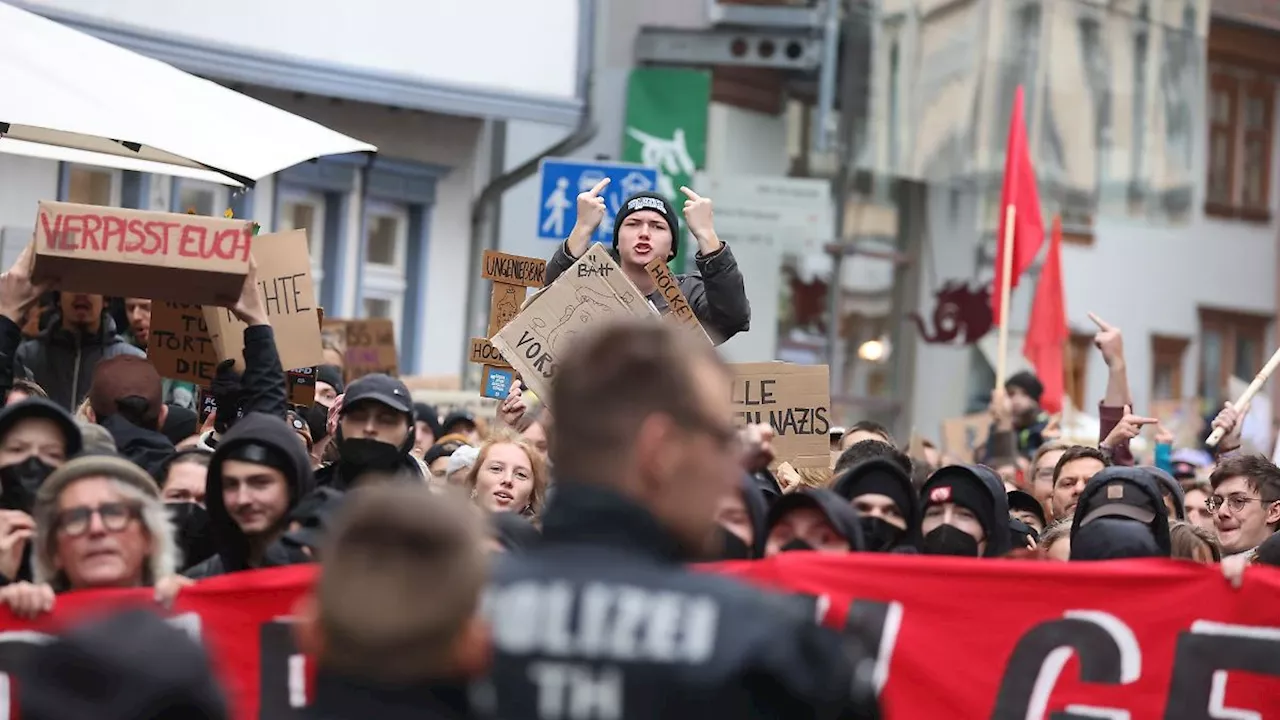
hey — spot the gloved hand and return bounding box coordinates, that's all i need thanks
[210,359,243,434]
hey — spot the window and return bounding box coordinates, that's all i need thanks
[1205,63,1274,220]
[277,188,328,285]
[1151,335,1190,401]
[1198,308,1269,407]
[1066,333,1093,412]
[65,166,119,206]
[361,200,408,325]
[173,179,229,217]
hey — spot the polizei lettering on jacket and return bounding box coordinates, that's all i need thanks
[483,580,720,720]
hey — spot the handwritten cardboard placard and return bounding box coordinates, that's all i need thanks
[32,201,252,305]
[148,302,219,386]
[341,318,398,379]
[469,337,511,368]
[202,230,322,374]
[644,257,712,344]
[730,362,831,469]
[481,250,547,288]
[940,413,991,464]
[491,244,655,403]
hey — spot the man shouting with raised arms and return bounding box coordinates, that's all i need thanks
[544,179,751,345]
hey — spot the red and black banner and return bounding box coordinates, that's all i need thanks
[0,557,1277,719]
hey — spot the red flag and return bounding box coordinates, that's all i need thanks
[991,85,1044,325]
[1023,216,1067,413]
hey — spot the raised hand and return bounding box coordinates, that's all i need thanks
[679,186,716,243]
[1101,405,1159,449]
[0,243,51,324]
[1088,312,1125,368]
[575,178,610,236]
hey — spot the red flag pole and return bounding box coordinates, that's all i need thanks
[995,203,1017,390]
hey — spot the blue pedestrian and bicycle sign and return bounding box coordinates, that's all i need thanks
[537,158,659,241]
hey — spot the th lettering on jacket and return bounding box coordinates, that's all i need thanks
[483,581,719,720]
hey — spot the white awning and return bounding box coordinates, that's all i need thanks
[0,2,376,186]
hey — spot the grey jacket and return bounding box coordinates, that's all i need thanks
[16,314,144,412]
[546,241,751,344]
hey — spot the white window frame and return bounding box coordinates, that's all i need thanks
[277,187,329,287]
[361,200,409,328]
[65,164,122,206]
[173,178,230,218]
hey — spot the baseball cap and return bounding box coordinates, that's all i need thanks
[1007,489,1047,528]
[1078,479,1160,526]
[341,374,413,415]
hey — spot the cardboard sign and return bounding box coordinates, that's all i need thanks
[941,413,992,463]
[487,283,528,338]
[341,318,398,378]
[202,230,322,373]
[644,258,697,326]
[148,301,218,385]
[490,244,655,403]
[481,250,547,288]
[730,362,831,468]
[469,337,511,368]
[32,201,252,305]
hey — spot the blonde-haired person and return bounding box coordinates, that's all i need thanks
[1169,520,1221,563]
[0,455,187,618]
[465,429,547,518]
[1039,518,1072,561]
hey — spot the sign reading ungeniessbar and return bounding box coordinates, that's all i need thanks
[482,250,547,288]
[32,201,252,305]
[730,362,830,468]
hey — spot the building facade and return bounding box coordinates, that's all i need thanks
[0,0,587,377]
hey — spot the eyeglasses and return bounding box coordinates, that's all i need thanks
[1205,494,1276,514]
[56,502,140,537]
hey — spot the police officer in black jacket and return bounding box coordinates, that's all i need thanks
[481,319,880,720]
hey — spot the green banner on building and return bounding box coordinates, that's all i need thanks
[622,67,711,271]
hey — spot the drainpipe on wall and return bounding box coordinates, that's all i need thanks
[459,0,599,385]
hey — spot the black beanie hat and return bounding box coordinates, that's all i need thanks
[223,441,294,478]
[832,458,918,531]
[1004,371,1044,402]
[613,192,680,261]
[316,364,345,395]
[921,467,998,544]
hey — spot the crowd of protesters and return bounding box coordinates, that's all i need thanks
[0,185,1271,719]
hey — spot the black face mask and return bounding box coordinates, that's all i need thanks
[0,456,55,513]
[859,515,907,553]
[305,404,330,442]
[921,524,981,557]
[339,437,403,472]
[166,502,216,570]
[714,526,753,560]
[779,538,815,553]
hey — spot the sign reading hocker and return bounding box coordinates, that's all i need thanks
[730,362,831,468]
[491,244,654,403]
[32,201,253,305]
[470,250,547,400]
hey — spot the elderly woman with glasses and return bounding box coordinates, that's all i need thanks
[0,455,187,619]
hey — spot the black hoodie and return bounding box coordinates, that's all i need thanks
[832,458,921,549]
[185,413,316,578]
[764,489,866,553]
[739,473,770,557]
[98,414,175,482]
[919,464,1012,557]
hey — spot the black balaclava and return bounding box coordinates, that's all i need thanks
[833,458,920,552]
[919,465,1011,558]
[0,399,83,513]
[612,192,681,262]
